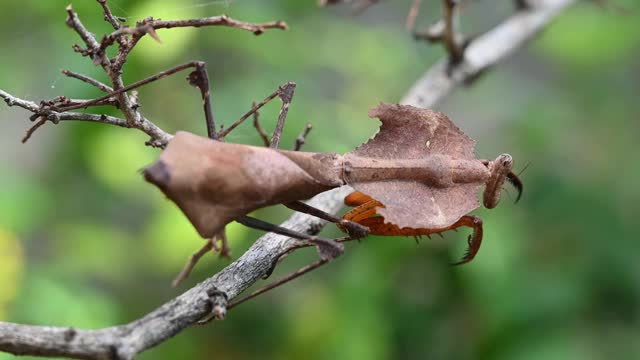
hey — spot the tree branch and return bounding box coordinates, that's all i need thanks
[0,0,576,358]
[0,187,351,360]
[2,1,288,148]
[404,0,577,107]
[101,15,288,49]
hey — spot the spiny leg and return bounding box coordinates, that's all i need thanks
[344,191,375,207]
[353,215,483,265]
[172,236,215,287]
[284,201,369,240]
[172,229,230,287]
[341,192,381,226]
[222,215,350,310]
[225,195,374,310]
[235,216,344,260]
[226,86,368,308]
[341,191,483,264]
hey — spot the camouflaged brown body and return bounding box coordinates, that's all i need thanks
[144,103,492,238]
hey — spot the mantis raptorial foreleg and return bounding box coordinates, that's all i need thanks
[340,191,483,264]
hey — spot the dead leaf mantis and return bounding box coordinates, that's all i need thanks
[144,98,523,294]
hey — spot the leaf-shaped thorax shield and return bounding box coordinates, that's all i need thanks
[343,103,489,229]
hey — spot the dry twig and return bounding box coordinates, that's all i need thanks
[1,2,287,147]
[293,123,313,151]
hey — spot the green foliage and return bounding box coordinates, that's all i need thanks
[1,1,639,360]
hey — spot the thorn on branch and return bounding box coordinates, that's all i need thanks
[145,26,162,43]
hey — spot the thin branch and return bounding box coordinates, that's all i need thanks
[97,0,122,30]
[61,70,113,93]
[218,82,293,139]
[54,62,203,113]
[54,112,130,127]
[101,15,288,49]
[0,89,40,112]
[65,5,100,51]
[403,0,577,108]
[0,187,351,360]
[65,5,110,68]
[0,89,151,142]
[413,0,464,64]
[442,0,464,64]
[186,62,217,139]
[22,117,48,143]
[293,123,313,151]
[227,259,328,310]
[252,101,271,146]
[5,4,290,149]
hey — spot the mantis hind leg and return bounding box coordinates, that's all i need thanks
[341,191,483,265]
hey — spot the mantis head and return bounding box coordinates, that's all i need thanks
[483,154,522,209]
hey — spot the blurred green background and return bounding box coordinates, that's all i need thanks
[1,0,639,359]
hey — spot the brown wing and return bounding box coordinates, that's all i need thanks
[345,103,482,229]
